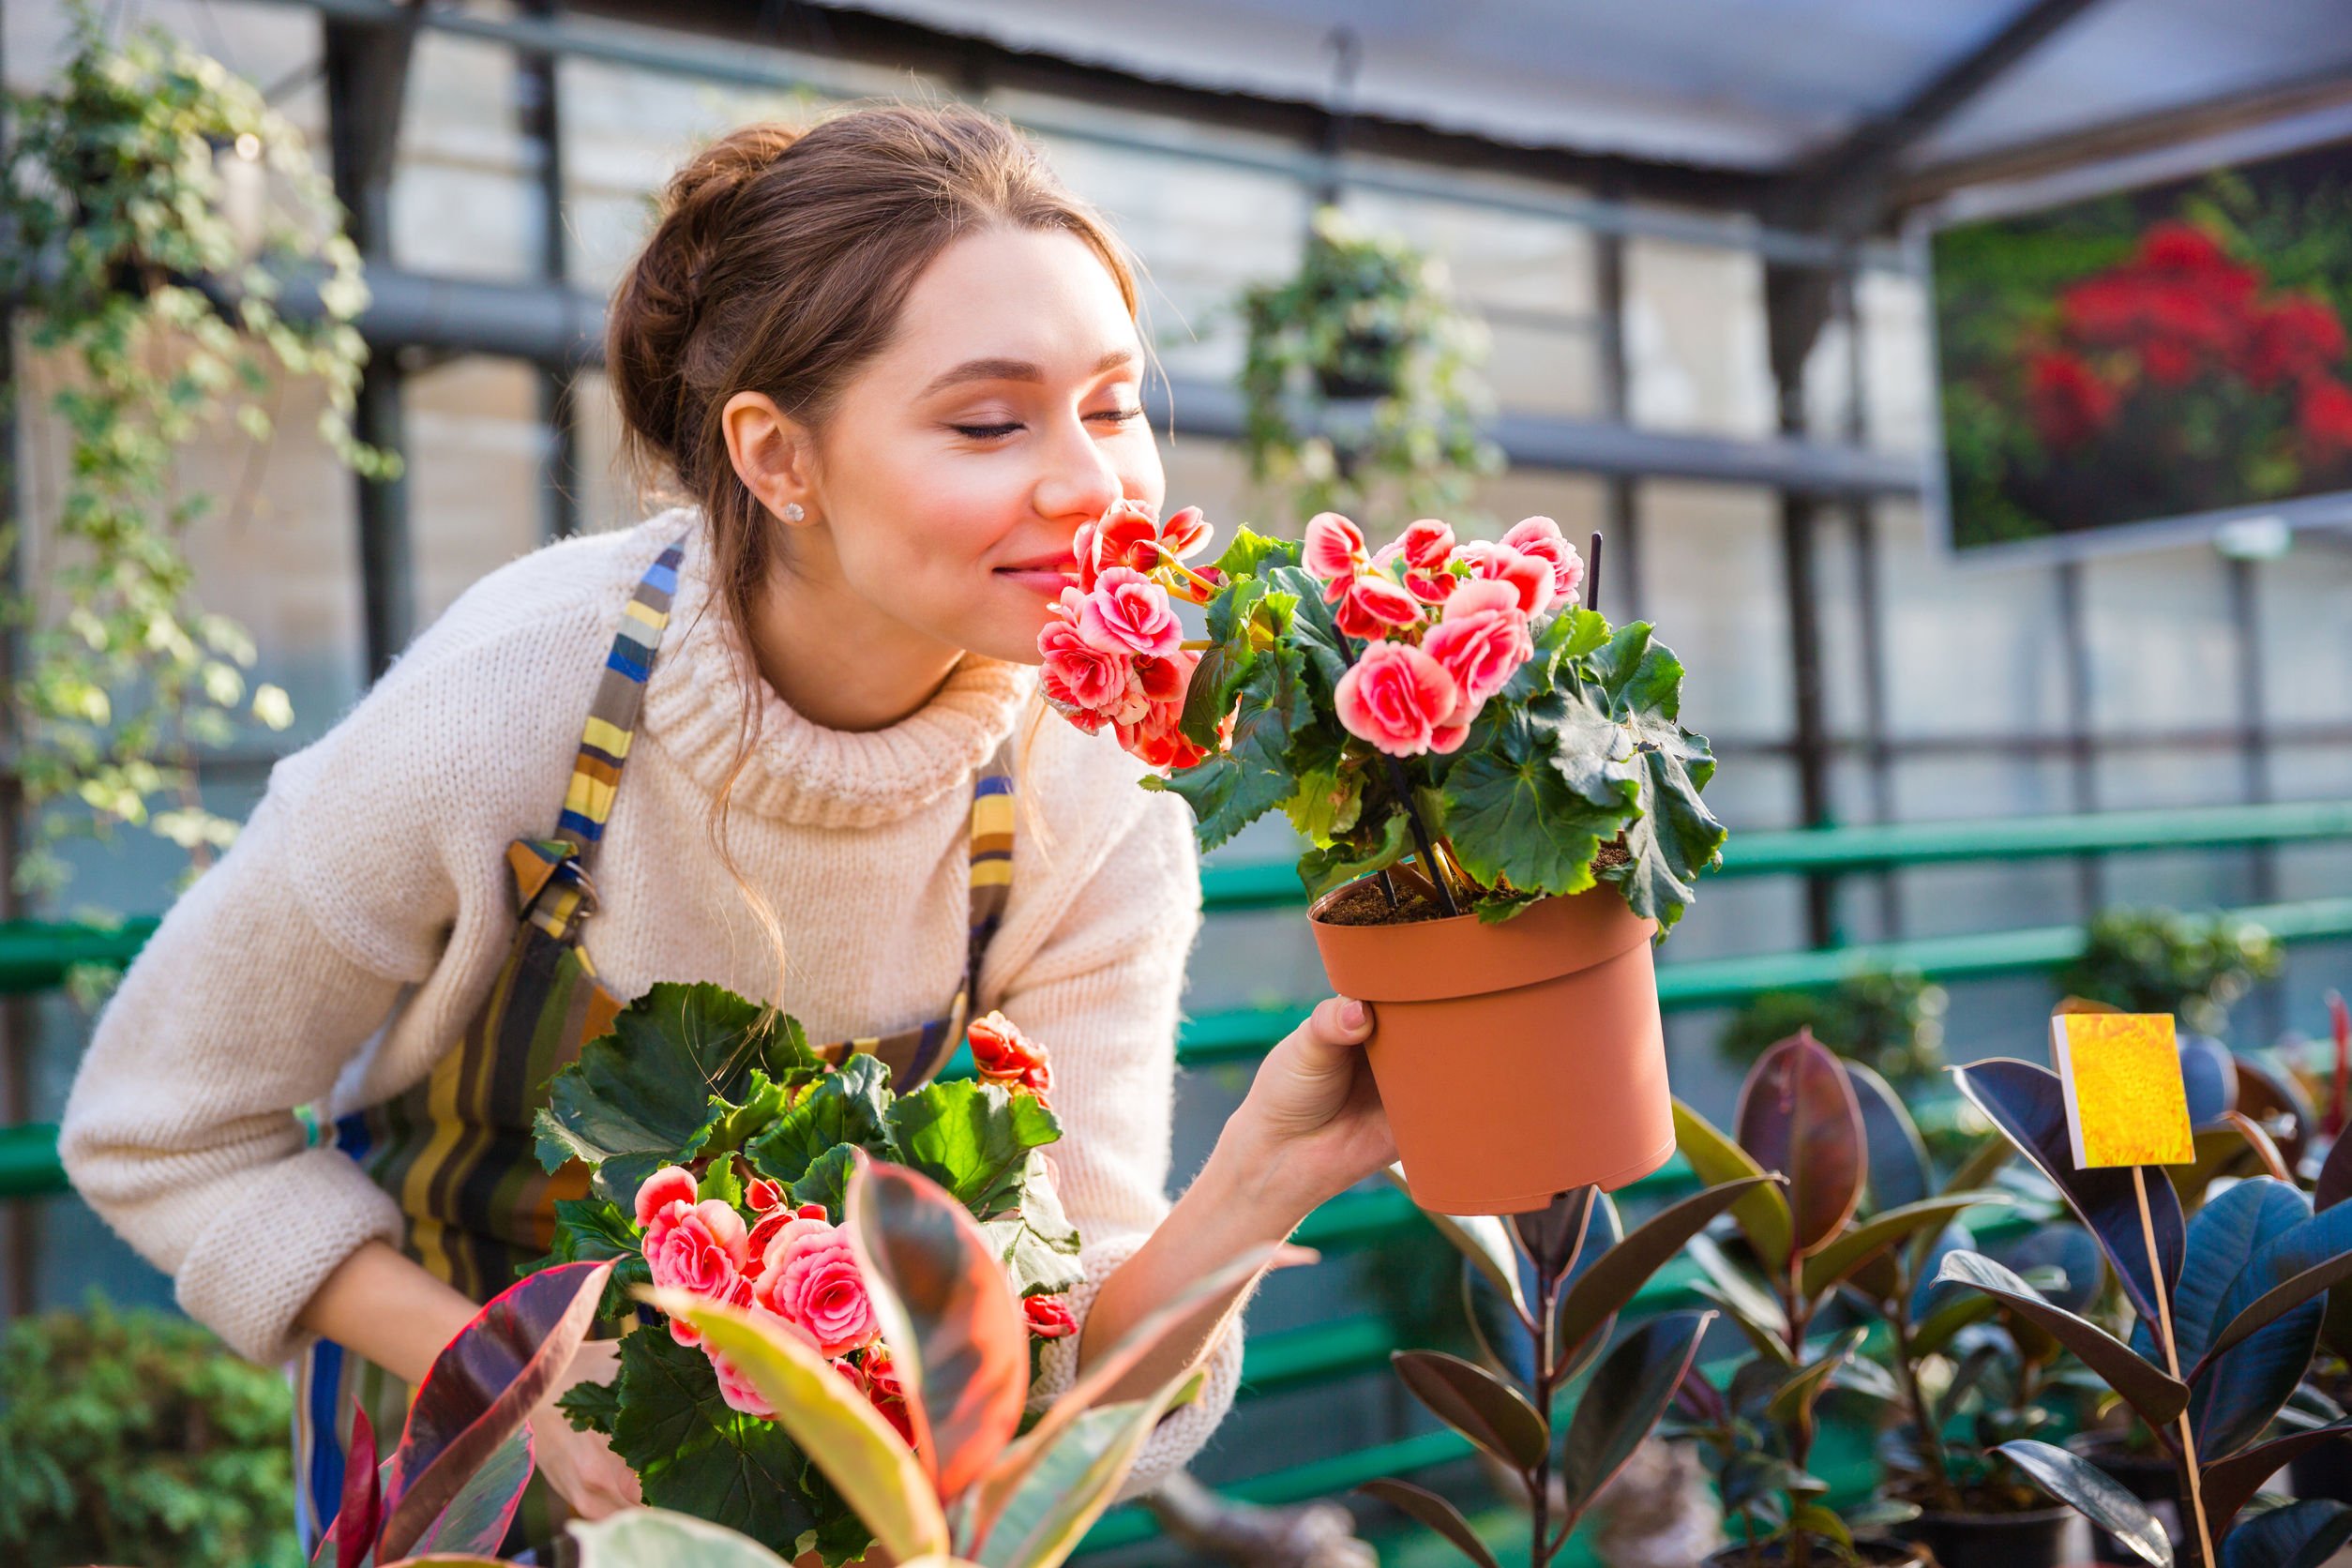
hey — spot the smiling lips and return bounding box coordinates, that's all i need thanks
[995,553,1079,593]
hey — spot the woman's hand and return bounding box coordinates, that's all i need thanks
[1227,995,1397,1219]
[527,1337,642,1520]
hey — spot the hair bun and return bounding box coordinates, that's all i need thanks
[606,122,807,484]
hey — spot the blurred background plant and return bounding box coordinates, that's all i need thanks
[2055,906,2284,1038]
[0,1293,302,1568]
[1715,969,1948,1093]
[1238,204,1501,527]
[0,0,393,923]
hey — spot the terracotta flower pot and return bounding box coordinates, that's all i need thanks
[1704,1539,1931,1566]
[1307,875,1675,1215]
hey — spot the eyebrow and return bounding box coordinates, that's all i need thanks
[919,346,1138,399]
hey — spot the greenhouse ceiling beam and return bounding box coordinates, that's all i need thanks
[1773,0,2106,236]
[258,0,1907,273]
[337,265,1922,498]
[1894,65,2352,209]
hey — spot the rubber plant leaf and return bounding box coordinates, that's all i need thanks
[974,1371,1206,1568]
[1554,1190,1624,1384]
[1384,1166,1530,1327]
[654,1288,950,1564]
[318,1400,380,1568]
[1801,1192,2009,1304]
[1463,1257,1540,1391]
[2203,1422,2352,1535]
[399,1428,533,1560]
[1391,1349,1549,1470]
[1952,1058,2184,1331]
[1995,1439,2174,1568]
[845,1154,1029,1501]
[1553,1176,1772,1364]
[1766,1325,1866,1449]
[1354,1479,1502,1568]
[2188,1184,2352,1458]
[373,1259,612,1561]
[1511,1184,1602,1291]
[969,1242,1298,1548]
[2220,1498,2352,1568]
[1558,1310,1713,1520]
[1671,1098,1794,1268]
[568,1506,798,1567]
[1736,1031,1863,1259]
[1847,1061,1932,1214]
[1932,1251,2186,1429]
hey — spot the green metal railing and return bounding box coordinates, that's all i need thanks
[5,801,2349,1552]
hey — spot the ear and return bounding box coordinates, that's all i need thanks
[721,390,821,528]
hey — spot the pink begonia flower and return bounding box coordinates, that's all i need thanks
[1456,539,1556,617]
[708,1331,777,1418]
[1334,641,1467,757]
[1333,573,1423,641]
[1500,516,1586,605]
[1303,512,1369,583]
[848,1349,916,1446]
[746,1177,785,1214]
[1373,520,1461,605]
[633,1166,698,1229]
[1076,566,1182,659]
[751,1211,882,1358]
[1423,579,1534,709]
[641,1192,750,1349]
[1024,1294,1078,1339]
[1072,502,1214,593]
[1038,619,1128,723]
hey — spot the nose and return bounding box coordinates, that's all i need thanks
[1033,413,1125,526]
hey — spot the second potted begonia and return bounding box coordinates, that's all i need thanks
[1037,502,1727,1214]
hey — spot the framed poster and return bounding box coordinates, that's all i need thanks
[1920,117,2352,563]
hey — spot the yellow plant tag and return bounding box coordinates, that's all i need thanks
[2051,1012,2194,1168]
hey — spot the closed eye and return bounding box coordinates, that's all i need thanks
[950,407,1144,442]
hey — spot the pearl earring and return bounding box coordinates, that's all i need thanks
[783,502,806,523]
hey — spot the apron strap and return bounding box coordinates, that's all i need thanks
[526,530,689,937]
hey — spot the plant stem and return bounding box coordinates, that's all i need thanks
[1382,755,1459,916]
[1888,1303,1956,1510]
[1530,1266,1562,1568]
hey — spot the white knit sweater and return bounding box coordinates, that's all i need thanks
[58,509,1233,1495]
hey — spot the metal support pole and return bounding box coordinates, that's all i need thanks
[520,0,580,542]
[1765,263,1838,947]
[2057,560,2104,914]
[2227,555,2283,1044]
[1593,218,1641,616]
[324,8,422,678]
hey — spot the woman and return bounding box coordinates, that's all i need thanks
[58,102,1395,1552]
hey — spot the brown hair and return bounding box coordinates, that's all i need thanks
[605,101,1134,1012]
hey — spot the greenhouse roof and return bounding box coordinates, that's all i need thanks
[800,0,2352,195]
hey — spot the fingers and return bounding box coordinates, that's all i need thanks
[1303,994,1373,1049]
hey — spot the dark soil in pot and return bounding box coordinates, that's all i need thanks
[1704,1537,1932,1566]
[1901,1503,2079,1568]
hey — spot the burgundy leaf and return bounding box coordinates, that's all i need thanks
[317,1402,382,1568]
[1736,1031,1864,1259]
[847,1155,1028,1501]
[1510,1185,1600,1289]
[373,1259,611,1561]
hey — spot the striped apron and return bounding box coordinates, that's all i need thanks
[292,533,1018,1557]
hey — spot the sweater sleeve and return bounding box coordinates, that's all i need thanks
[56,776,432,1365]
[986,784,1238,1501]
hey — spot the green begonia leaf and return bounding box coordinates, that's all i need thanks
[1438,693,1634,898]
[1158,638,1313,852]
[522,1196,652,1319]
[1296,808,1411,902]
[1214,526,1297,581]
[1262,564,1351,691]
[534,982,814,1205]
[701,1072,796,1162]
[789,1145,859,1221]
[745,1055,893,1189]
[885,1078,1063,1217]
[1576,622,1727,934]
[981,1149,1087,1298]
[610,1327,827,1554]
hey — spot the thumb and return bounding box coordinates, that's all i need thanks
[1301,995,1374,1055]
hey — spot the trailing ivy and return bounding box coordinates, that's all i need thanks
[0,2,395,908]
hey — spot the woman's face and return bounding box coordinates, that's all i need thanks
[788,224,1163,665]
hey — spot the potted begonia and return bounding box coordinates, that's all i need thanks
[1037,502,1726,1214]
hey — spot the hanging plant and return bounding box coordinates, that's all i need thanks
[0,0,396,907]
[1239,204,1502,522]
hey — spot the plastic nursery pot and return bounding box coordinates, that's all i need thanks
[1306,874,1675,1215]
[1901,1503,2079,1568]
[1702,1539,1933,1566]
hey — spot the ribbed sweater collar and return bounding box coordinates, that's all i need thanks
[640,519,1034,830]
